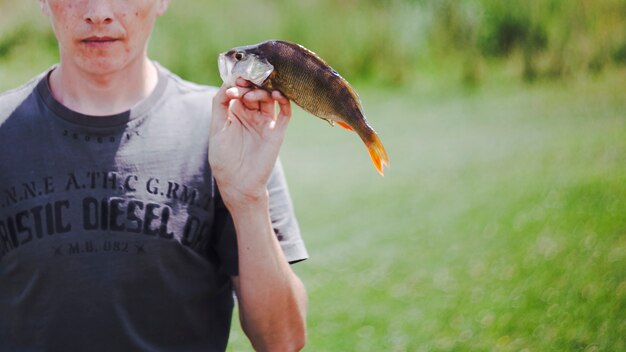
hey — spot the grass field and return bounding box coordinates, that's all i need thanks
[224,72,626,351]
[1,2,625,350]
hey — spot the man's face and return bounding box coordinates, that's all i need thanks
[40,0,169,75]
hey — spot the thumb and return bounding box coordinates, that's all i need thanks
[210,84,251,135]
[210,84,232,136]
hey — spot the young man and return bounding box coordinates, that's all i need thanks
[0,1,308,351]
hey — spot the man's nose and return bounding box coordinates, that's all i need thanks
[83,0,114,25]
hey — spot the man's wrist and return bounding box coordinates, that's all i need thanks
[221,188,270,216]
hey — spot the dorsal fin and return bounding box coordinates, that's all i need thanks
[271,40,364,111]
[340,77,364,111]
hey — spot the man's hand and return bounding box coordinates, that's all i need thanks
[209,78,292,208]
[208,79,307,351]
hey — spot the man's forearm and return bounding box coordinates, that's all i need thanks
[229,194,307,351]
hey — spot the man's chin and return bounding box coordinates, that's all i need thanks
[76,58,130,77]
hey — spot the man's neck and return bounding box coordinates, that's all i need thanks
[49,57,158,116]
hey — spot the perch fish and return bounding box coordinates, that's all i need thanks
[218,40,390,175]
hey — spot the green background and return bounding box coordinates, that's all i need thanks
[1,1,625,350]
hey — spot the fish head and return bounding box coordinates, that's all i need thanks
[218,44,274,87]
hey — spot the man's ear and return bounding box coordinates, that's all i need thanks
[156,0,171,17]
[39,0,50,17]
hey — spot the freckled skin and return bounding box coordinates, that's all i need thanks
[40,0,168,76]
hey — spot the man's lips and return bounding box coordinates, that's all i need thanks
[80,36,119,45]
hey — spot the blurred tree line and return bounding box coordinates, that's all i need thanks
[1,0,625,88]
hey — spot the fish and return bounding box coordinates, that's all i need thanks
[218,40,390,176]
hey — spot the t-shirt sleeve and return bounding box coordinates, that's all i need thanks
[213,159,308,276]
[267,159,309,264]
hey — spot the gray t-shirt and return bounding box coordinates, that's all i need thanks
[0,64,308,351]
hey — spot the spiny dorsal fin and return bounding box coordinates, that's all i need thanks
[272,40,364,111]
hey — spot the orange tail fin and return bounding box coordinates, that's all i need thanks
[366,134,390,176]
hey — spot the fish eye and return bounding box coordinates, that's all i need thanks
[234,52,244,60]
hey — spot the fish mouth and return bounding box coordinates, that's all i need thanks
[218,53,236,85]
[217,52,274,87]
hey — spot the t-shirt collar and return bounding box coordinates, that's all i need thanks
[36,62,168,128]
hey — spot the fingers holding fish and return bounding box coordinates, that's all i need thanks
[209,88,291,201]
[273,90,292,129]
[232,96,285,136]
[228,99,262,132]
[216,82,290,133]
[210,84,257,137]
[240,88,291,129]
[224,86,266,125]
[228,77,273,111]
[210,84,236,136]
[235,77,253,88]
[241,88,273,114]
[224,85,250,101]
[272,90,289,109]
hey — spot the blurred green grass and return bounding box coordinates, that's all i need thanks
[1,0,625,351]
[252,72,625,351]
[2,0,626,90]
